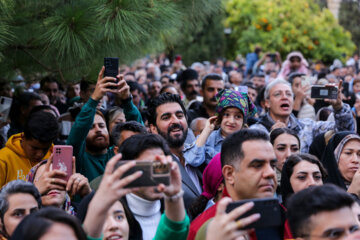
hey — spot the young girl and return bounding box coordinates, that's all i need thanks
[184,89,256,167]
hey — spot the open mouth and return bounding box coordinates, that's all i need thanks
[280,103,290,111]
[106,235,123,240]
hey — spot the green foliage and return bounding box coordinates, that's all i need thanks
[225,0,355,63]
[1,0,221,83]
[339,0,360,51]
[169,10,225,66]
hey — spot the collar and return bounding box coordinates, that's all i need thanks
[214,129,225,146]
[126,193,161,217]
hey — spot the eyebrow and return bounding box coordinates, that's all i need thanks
[296,171,321,174]
[113,210,124,214]
[249,158,277,165]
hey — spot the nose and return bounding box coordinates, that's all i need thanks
[107,216,120,232]
[306,176,317,187]
[284,147,292,159]
[263,163,276,179]
[351,153,360,164]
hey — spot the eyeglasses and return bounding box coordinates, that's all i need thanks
[301,225,359,239]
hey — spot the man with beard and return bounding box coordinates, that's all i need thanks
[67,67,140,181]
[178,69,202,109]
[148,93,202,211]
[187,74,224,125]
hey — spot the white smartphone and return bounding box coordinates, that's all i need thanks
[0,96,12,122]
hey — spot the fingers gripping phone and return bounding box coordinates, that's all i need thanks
[225,198,282,229]
[114,160,170,188]
[53,145,73,181]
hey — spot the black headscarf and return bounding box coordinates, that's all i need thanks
[320,131,355,190]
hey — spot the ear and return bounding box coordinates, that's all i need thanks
[217,182,224,192]
[200,88,204,97]
[222,165,235,185]
[149,124,158,134]
[113,146,119,154]
[265,98,271,110]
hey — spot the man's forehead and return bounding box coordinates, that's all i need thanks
[270,83,291,92]
[206,80,224,88]
[241,140,276,159]
[94,114,106,124]
[156,102,184,115]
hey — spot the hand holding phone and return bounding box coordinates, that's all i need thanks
[114,160,170,188]
[92,66,119,101]
[53,145,73,181]
[207,197,261,240]
[225,198,282,229]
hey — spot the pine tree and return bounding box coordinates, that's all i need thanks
[0,0,221,84]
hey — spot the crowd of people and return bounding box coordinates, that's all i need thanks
[1,49,360,239]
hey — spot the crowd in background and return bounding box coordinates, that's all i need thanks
[1,48,360,239]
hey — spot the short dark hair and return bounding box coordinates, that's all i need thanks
[9,92,41,122]
[270,128,300,147]
[40,76,60,90]
[146,93,186,126]
[11,207,87,240]
[0,180,42,224]
[281,153,327,205]
[80,77,94,92]
[24,111,59,143]
[287,184,354,238]
[241,81,256,90]
[221,129,269,168]
[111,121,147,146]
[177,69,199,91]
[118,133,171,160]
[201,74,223,90]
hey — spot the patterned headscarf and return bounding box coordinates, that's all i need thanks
[26,160,75,216]
[215,89,257,121]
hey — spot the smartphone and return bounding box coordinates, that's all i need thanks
[301,76,311,96]
[342,82,350,97]
[114,160,170,188]
[104,57,119,89]
[226,198,282,229]
[0,96,12,122]
[52,145,73,181]
[311,85,338,99]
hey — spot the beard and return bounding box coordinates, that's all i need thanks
[86,134,109,152]
[157,123,188,148]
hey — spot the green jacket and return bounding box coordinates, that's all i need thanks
[66,97,143,181]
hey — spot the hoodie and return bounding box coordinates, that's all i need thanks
[0,133,52,188]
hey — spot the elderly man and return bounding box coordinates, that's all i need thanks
[250,79,355,152]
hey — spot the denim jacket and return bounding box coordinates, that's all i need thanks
[183,128,224,167]
[250,103,355,153]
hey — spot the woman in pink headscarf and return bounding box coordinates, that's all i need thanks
[278,51,310,79]
[188,153,224,220]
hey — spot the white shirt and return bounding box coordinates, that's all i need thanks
[126,193,161,240]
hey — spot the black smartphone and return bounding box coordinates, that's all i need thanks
[225,198,282,229]
[114,160,170,188]
[104,57,119,89]
[311,85,338,99]
[342,82,350,97]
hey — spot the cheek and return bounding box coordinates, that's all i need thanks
[289,178,302,193]
[4,216,20,235]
